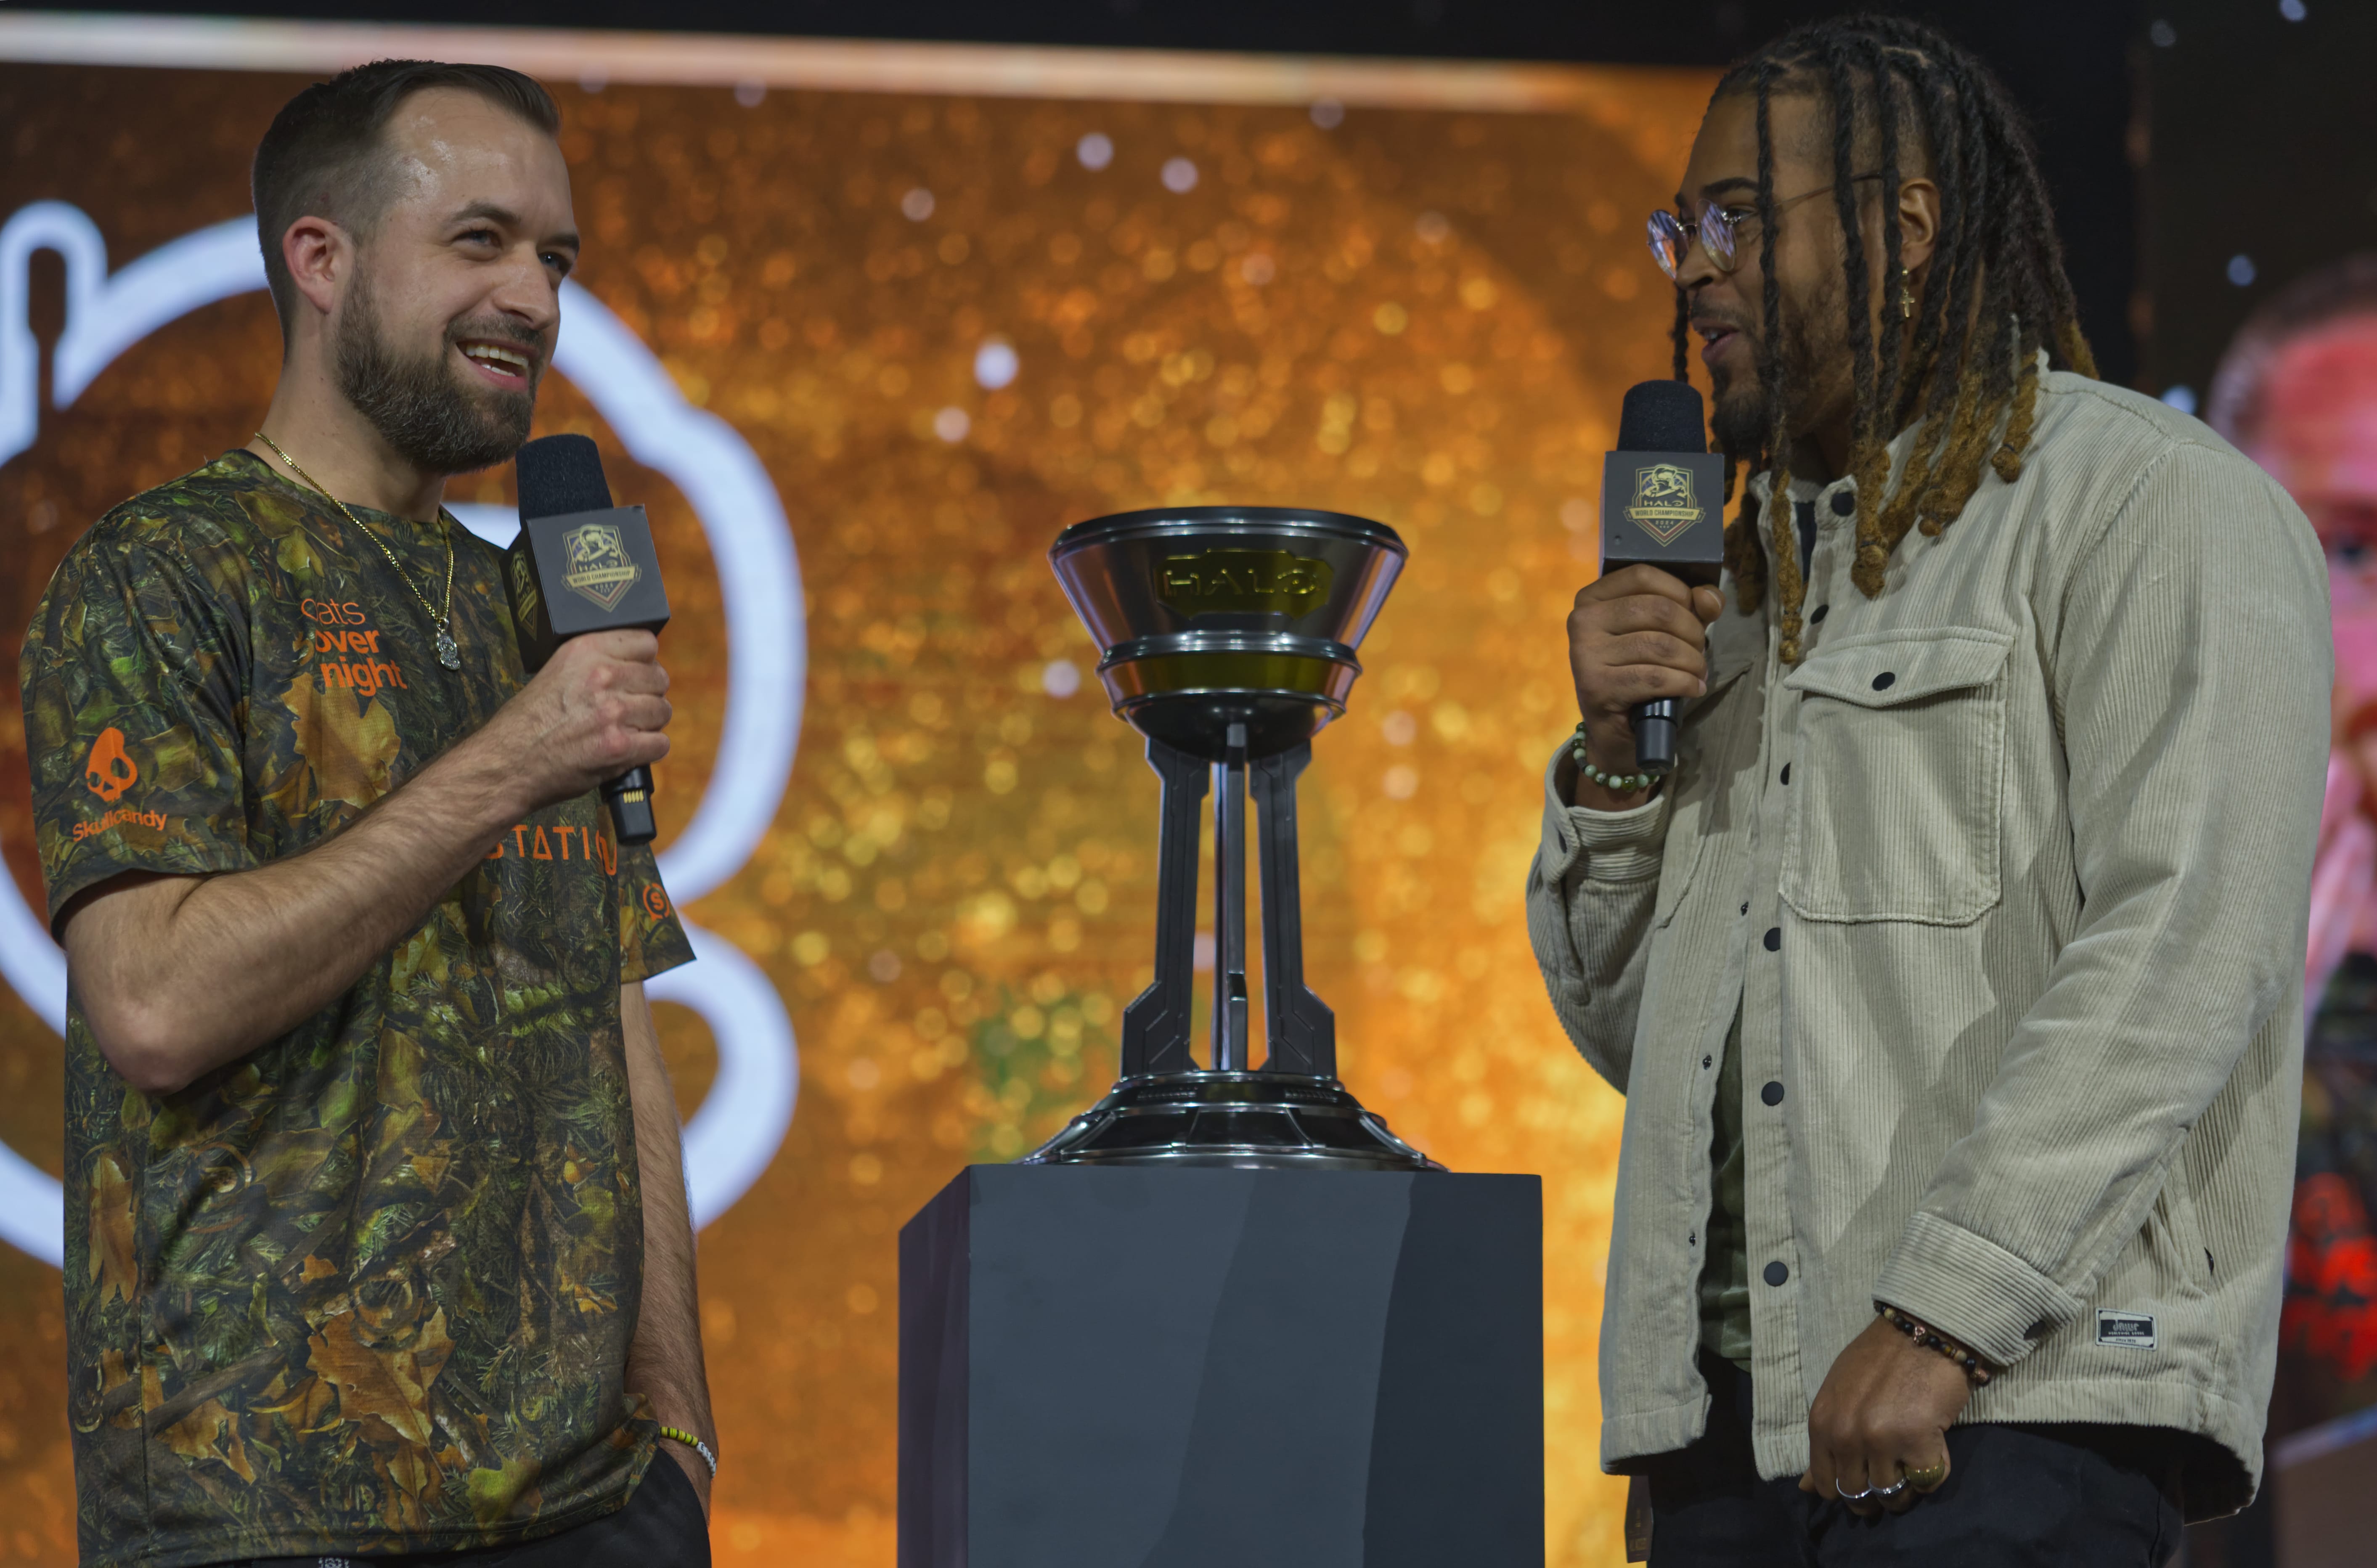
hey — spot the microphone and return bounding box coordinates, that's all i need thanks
[506,434,673,845]
[1600,381,1726,778]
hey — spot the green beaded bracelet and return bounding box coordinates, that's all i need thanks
[1571,723,1655,795]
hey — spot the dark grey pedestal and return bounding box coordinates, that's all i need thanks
[898,1165,1543,1568]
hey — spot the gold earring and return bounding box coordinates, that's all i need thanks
[1898,284,1917,321]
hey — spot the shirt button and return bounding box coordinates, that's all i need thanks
[1703,1055,1714,1070]
[1761,1081,1785,1106]
[1779,763,1791,785]
[1763,927,1781,952]
[1764,1261,1790,1287]
[1811,604,1830,623]
[1740,902,1749,916]
[1830,490,1856,516]
[1872,671,1897,691]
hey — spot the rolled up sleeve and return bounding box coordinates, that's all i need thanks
[1526,743,1672,1093]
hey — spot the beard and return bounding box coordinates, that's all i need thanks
[1705,271,1842,464]
[1709,344,1775,461]
[334,274,542,477]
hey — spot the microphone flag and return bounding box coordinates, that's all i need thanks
[507,434,672,673]
[1600,381,1723,778]
[1600,381,1725,588]
[506,433,673,843]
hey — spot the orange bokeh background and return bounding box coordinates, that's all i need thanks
[0,37,1713,1565]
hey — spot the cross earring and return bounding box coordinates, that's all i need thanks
[1898,284,1917,321]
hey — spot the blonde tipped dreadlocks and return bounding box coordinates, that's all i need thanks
[1677,16,2097,660]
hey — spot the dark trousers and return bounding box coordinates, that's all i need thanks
[231,1451,710,1568]
[1645,1355,2184,1567]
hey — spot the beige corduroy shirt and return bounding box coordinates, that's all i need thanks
[1526,370,2330,1519]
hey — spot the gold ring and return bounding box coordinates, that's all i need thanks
[1904,1459,1949,1491]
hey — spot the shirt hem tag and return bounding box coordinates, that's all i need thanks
[2096,1308,2158,1350]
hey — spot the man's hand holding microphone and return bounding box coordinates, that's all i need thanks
[476,628,672,818]
[58,438,674,1097]
[1571,378,1729,810]
[501,432,675,842]
[1566,567,1724,810]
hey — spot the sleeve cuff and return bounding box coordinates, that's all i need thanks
[1537,743,1669,885]
[43,839,257,939]
[1872,1210,2075,1369]
[624,938,697,985]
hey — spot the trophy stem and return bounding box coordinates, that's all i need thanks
[1118,741,1208,1078]
[1211,723,1252,1073]
[1016,727,1436,1171]
[1251,742,1335,1078]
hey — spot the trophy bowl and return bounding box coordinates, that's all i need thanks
[1027,506,1437,1172]
[1050,506,1406,762]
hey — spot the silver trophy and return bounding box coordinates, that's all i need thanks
[1025,506,1439,1171]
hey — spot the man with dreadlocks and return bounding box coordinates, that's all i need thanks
[1527,16,2329,1562]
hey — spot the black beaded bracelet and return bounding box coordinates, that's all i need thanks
[1877,1304,1994,1386]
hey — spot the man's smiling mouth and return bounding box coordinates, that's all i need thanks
[458,340,534,385]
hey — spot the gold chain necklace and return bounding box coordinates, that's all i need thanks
[254,431,461,670]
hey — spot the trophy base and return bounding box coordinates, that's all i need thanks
[1019,1071,1442,1171]
[901,1164,1543,1565]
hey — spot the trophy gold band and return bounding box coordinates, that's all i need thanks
[1027,506,1440,1172]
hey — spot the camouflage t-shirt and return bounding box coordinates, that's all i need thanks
[19,451,694,1568]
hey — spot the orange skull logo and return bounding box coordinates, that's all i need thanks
[83,728,137,803]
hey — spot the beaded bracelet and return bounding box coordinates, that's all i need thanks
[1570,721,1656,795]
[1876,1304,1995,1386]
[659,1423,718,1478]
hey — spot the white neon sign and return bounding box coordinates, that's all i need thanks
[0,201,804,1263]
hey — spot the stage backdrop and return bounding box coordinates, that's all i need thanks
[0,17,1713,1564]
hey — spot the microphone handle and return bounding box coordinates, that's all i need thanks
[604,765,657,845]
[1630,700,1679,778]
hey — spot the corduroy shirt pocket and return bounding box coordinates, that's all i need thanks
[1778,627,2014,926]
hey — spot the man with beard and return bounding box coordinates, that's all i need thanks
[2210,257,2377,1467]
[1531,16,2328,1563]
[19,61,712,1567]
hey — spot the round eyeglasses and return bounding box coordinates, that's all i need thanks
[1647,176,1886,282]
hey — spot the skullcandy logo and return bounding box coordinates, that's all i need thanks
[83,728,136,802]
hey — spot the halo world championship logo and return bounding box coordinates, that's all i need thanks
[1624,461,1702,547]
[563,519,643,610]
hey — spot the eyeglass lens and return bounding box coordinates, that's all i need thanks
[1646,199,1738,281]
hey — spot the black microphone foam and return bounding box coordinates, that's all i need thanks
[1616,379,1708,454]
[515,433,615,520]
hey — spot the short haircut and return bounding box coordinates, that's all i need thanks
[2208,254,2377,445]
[251,58,561,337]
